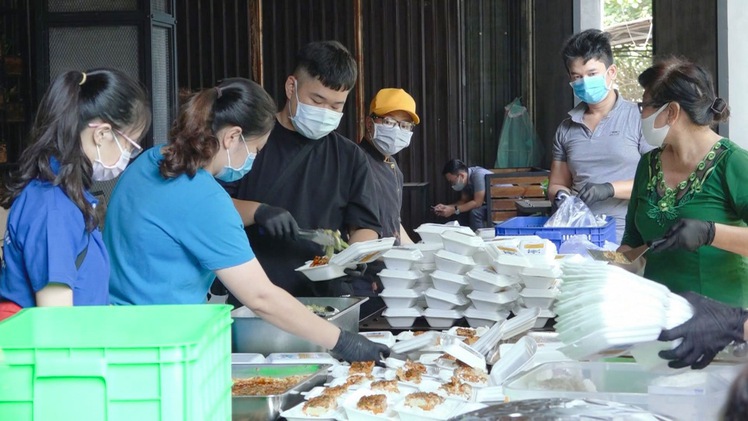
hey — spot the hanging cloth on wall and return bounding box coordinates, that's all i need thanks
[495,97,543,168]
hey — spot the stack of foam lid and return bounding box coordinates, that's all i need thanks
[555,259,693,361]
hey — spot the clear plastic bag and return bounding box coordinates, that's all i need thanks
[544,195,597,228]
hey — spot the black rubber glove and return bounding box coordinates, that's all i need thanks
[254,203,299,241]
[551,189,571,213]
[658,291,748,369]
[577,182,614,206]
[332,329,391,363]
[649,219,715,253]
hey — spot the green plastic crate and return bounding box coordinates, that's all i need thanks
[0,304,232,421]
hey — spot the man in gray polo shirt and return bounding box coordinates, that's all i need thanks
[548,29,653,242]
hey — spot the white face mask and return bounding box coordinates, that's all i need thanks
[641,103,671,148]
[372,123,412,156]
[93,132,131,181]
[289,80,344,140]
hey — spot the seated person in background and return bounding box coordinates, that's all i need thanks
[104,78,387,363]
[548,29,652,242]
[433,159,492,231]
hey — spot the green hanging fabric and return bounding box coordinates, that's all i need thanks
[495,97,543,168]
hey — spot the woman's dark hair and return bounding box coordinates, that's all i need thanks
[294,40,357,91]
[442,159,468,176]
[562,29,614,71]
[160,78,277,179]
[638,57,729,126]
[0,68,150,231]
[722,364,748,420]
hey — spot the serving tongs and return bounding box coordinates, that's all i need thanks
[587,238,666,264]
[298,229,337,246]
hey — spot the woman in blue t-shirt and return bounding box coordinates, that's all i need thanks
[0,69,151,321]
[104,78,386,363]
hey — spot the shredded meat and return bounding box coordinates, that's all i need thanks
[404,392,444,411]
[231,375,306,396]
[357,394,387,414]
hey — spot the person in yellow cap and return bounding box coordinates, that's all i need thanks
[359,88,420,246]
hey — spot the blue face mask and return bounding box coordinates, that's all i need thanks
[289,80,344,140]
[569,72,612,104]
[216,135,256,182]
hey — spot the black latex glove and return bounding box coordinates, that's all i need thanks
[551,189,571,213]
[649,219,715,253]
[254,203,299,241]
[577,182,614,206]
[332,329,391,363]
[658,291,748,369]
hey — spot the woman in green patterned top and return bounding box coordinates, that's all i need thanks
[620,57,748,308]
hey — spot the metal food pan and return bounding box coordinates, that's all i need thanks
[231,296,368,355]
[231,363,331,421]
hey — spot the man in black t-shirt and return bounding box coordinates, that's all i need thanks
[222,41,382,297]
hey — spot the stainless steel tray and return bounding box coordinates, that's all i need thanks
[231,296,367,355]
[231,363,331,421]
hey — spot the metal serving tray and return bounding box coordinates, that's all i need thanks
[231,296,367,355]
[231,363,331,421]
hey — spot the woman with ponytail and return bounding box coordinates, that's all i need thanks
[104,78,388,363]
[0,68,150,321]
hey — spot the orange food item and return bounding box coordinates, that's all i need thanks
[456,327,477,338]
[310,256,330,267]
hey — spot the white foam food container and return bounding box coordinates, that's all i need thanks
[466,267,519,292]
[423,308,464,329]
[424,288,470,310]
[295,260,347,281]
[434,250,476,275]
[489,336,537,386]
[520,265,561,278]
[442,334,487,371]
[378,268,422,289]
[330,237,397,266]
[463,306,509,328]
[414,262,437,273]
[281,400,343,421]
[380,288,421,308]
[383,306,423,328]
[393,396,471,421]
[468,289,519,312]
[382,247,425,271]
[359,331,397,348]
[266,352,339,365]
[532,308,556,329]
[519,287,559,309]
[414,223,474,244]
[441,230,484,255]
[391,331,439,354]
[557,325,663,360]
[403,242,443,263]
[429,270,468,294]
[519,274,558,289]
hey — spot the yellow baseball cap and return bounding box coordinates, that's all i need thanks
[369,88,420,125]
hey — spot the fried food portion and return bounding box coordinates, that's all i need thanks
[439,378,473,399]
[453,366,489,384]
[403,359,427,374]
[356,394,387,414]
[231,375,305,396]
[463,335,479,346]
[404,392,445,411]
[349,360,375,376]
[321,384,348,398]
[302,394,337,416]
[456,327,477,338]
[370,379,400,393]
[345,374,369,387]
[396,367,423,384]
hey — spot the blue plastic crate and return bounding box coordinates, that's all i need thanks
[495,216,616,249]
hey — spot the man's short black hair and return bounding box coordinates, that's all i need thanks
[561,29,614,71]
[294,40,357,91]
[442,159,468,176]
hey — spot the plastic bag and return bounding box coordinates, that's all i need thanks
[544,195,597,228]
[495,98,543,168]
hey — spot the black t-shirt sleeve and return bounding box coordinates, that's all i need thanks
[216,178,239,197]
[344,146,382,235]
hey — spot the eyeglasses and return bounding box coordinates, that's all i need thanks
[371,115,415,132]
[88,123,143,158]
